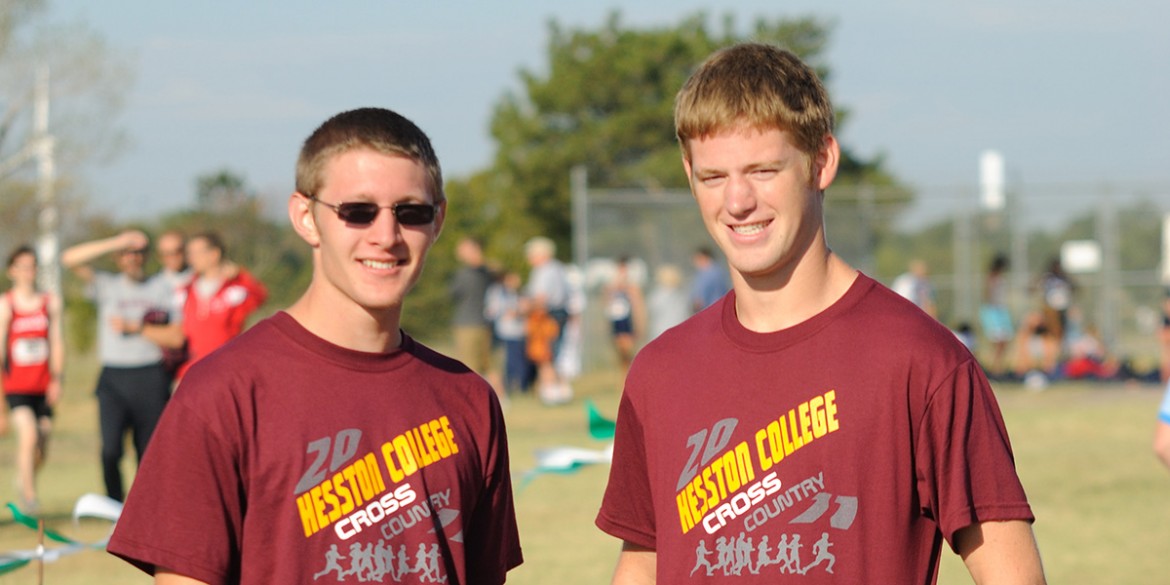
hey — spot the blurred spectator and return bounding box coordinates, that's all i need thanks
[892,259,937,318]
[1036,256,1075,373]
[1061,320,1119,380]
[449,236,495,378]
[1012,310,1048,384]
[484,271,530,395]
[604,256,646,384]
[154,230,191,292]
[647,263,689,340]
[1,245,65,514]
[152,230,192,381]
[1154,381,1170,471]
[61,229,175,502]
[524,236,572,404]
[953,322,976,352]
[690,246,729,312]
[556,264,587,387]
[979,253,1014,378]
[163,232,268,382]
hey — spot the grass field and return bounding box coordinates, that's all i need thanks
[2,356,1169,584]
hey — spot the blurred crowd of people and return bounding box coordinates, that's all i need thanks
[1,229,267,513]
[450,240,732,405]
[892,254,1164,389]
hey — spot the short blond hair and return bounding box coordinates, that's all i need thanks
[675,43,834,163]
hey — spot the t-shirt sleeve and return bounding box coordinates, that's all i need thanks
[914,359,1035,550]
[595,391,657,549]
[106,391,243,584]
[463,393,523,584]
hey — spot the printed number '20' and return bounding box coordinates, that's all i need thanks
[675,418,738,491]
[294,428,362,494]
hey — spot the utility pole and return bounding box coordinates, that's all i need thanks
[0,67,58,298]
[34,67,61,299]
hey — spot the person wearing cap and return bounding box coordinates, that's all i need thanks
[595,43,1045,584]
[61,229,177,503]
[107,108,522,585]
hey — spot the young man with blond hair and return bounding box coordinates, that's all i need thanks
[596,43,1045,584]
[109,108,522,585]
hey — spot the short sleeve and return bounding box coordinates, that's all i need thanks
[107,394,244,584]
[462,393,523,584]
[595,391,657,549]
[914,360,1034,549]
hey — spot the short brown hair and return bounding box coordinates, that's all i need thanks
[295,107,445,203]
[675,43,834,162]
[6,245,36,268]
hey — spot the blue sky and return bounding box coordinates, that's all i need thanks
[45,0,1170,221]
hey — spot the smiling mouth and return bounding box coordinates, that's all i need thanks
[731,222,768,235]
[362,259,400,270]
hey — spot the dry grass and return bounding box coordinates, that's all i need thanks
[2,356,1168,584]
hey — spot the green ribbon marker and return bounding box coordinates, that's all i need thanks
[4,503,76,544]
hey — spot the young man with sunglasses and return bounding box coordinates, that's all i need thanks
[61,229,177,503]
[108,108,523,585]
[595,44,1045,584]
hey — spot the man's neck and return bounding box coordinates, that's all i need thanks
[285,290,404,354]
[731,250,858,333]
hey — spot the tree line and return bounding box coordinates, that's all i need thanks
[10,7,1155,352]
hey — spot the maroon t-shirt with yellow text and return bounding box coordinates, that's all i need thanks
[109,312,522,585]
[596,273,1032,583]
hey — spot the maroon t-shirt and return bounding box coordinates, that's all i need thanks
[108,312,522,585]
[596,274,1032,583]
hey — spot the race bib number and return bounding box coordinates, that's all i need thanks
[11,338,49,366]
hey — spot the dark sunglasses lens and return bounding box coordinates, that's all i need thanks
[336,203,380,224]
[394,204,435,225]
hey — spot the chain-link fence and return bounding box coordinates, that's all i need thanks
[573,172,1170,373]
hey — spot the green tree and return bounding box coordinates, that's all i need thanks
[159,169,311,314]
[476,11,907,261]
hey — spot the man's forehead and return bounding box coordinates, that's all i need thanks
[690,123,806,157]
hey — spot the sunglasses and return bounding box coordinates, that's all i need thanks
[308,195,438,226]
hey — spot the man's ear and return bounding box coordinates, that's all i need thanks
[814,134,841,191]
[681,154,696,197]
[431,200,448,241]
[289,192,321,247]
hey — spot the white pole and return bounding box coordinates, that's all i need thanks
[33,66,60,298]
[979,150,1005,212]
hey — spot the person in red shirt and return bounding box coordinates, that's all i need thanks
[0,245,64,514]
[148,232,268,381]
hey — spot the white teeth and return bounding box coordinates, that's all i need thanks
[363,259,398,269]
[732,223,766,235]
